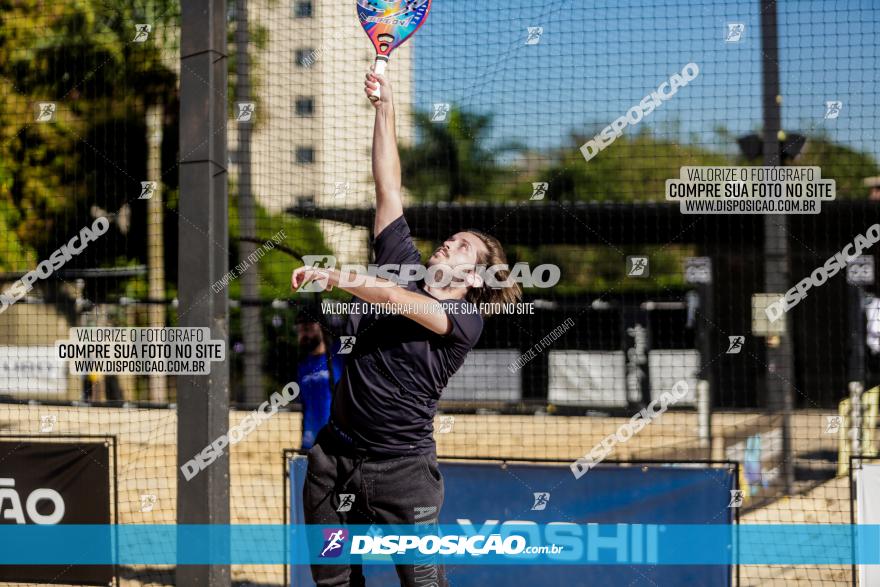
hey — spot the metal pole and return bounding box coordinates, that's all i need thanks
[235,0,264,406]
[696,280,714,457]
[847,285,865,457]
[759,0,795,495]
[178,0,230,584]
[146,103,168,402]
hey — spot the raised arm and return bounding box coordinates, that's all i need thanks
[364,70,403,236]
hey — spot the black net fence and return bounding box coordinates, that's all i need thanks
[1,0,879,585]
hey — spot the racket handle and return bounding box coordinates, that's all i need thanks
[369,57,388,102]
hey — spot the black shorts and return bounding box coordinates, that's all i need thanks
[303,425,447,587]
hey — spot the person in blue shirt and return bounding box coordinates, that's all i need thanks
[295,311,343,450]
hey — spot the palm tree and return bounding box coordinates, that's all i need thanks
[400,106,518,203]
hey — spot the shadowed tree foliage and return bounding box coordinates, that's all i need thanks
[795,135,879,199]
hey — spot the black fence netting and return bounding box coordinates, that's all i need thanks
[1,0,879,585]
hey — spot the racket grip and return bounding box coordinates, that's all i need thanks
[370,57,388,102]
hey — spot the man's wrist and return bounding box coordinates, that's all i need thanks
[376,103,395,118]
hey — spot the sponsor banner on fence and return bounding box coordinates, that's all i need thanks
[857,463,880,587]
[289,458,734,585]
[0,441,112,585]
[0,346,68,396]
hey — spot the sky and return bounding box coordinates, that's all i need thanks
[411,0,879,162]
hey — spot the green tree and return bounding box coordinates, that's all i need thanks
[400,106,520,202]
[0,0,178,273]
[534,129,730,203]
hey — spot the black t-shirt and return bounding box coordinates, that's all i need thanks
[330,215,483,455]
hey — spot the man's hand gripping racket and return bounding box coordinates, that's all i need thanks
[357,0,432,102]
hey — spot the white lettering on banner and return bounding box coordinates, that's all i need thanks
[454,519,660,563]
[0,478,65,524]
[349,533,526,556]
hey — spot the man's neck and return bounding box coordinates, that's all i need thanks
[422,283,467,301]
[310,343,326,357]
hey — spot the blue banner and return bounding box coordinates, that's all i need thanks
[1,523,879,566]
[289,458,736,585]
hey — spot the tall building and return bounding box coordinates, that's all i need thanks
[235,0,415,263]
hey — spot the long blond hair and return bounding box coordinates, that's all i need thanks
[465,229,522,318]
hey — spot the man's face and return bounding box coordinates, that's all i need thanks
[427,232,488,288]
[428,232,489,287]
[297,322,323,354]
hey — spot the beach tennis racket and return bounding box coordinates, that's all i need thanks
[357,0,432,101]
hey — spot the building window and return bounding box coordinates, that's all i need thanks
[296,48,316,68]
[293,0,313,18]
[295,97,315,116]
[295,147,315,164]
